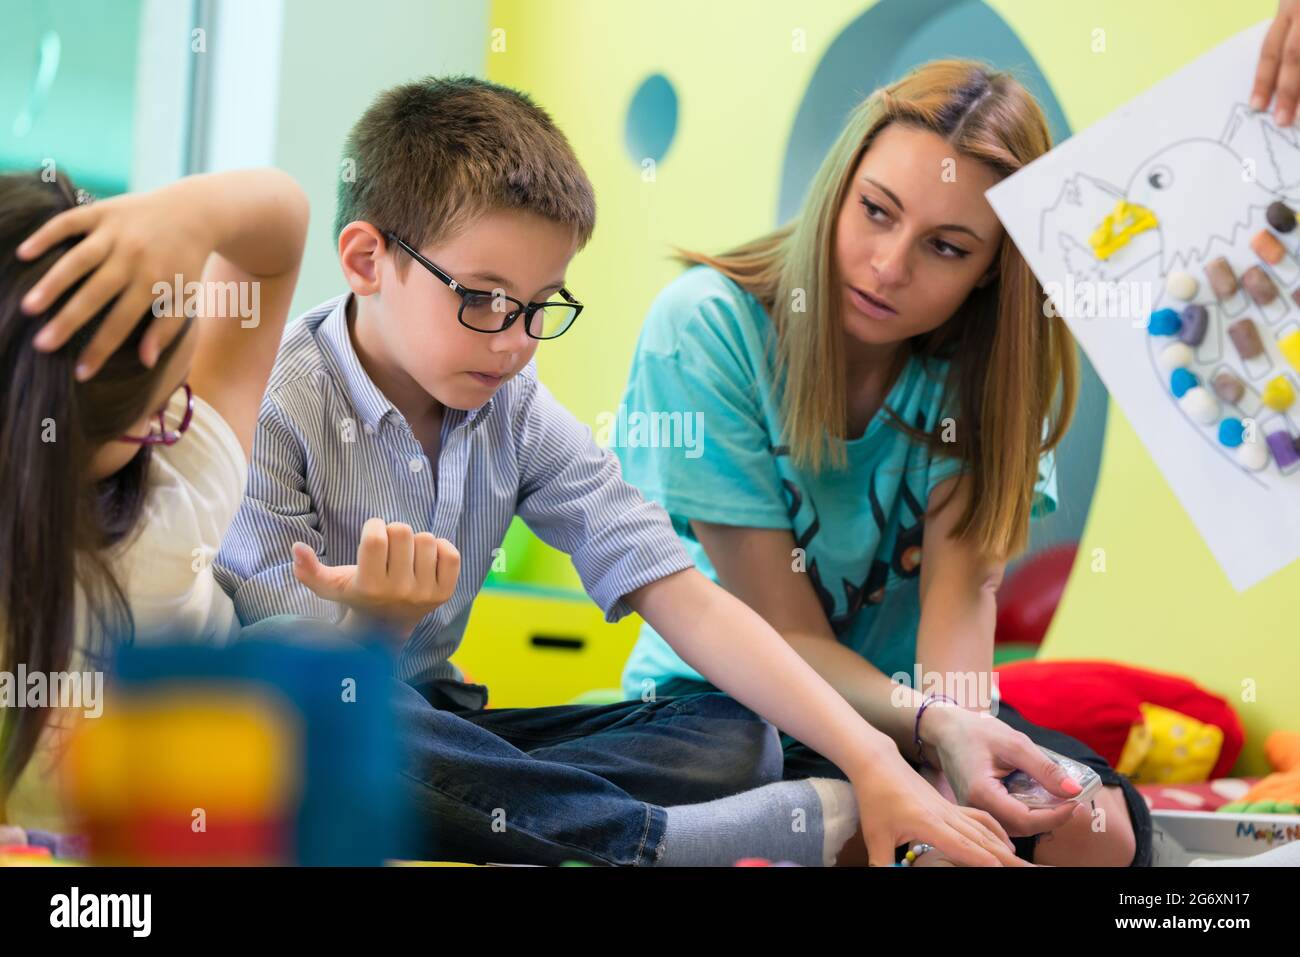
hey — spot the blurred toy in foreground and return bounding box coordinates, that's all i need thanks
[60,625,403,865]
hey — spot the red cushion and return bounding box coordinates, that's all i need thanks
[996,659,1244,779]
[995,544,1078,646]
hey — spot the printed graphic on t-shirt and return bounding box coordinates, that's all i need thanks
[773,428,930,638]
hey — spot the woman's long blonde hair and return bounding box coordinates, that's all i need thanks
[677,59,1078,560]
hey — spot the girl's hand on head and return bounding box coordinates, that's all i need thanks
[924,705,1086,838]
[16,180,213,379]
[1253,0,1300,126]
[291,518,461,645]
[851,744,1029,867]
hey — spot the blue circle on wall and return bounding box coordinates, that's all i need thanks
[625,73,678,164]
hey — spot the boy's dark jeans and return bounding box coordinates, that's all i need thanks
[392,678,784,865]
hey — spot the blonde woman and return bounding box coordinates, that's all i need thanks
[617,60,1148,866]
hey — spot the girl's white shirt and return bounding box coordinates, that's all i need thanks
[4,390,246,832]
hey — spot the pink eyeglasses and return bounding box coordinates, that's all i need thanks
[118,383,194,446]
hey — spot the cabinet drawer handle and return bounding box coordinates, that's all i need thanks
[529,634,585,651]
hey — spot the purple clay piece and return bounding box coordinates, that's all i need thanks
[1178,304,1208,346]
[1266,430,1300,468]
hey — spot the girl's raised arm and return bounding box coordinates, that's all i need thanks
[18,168,309,458]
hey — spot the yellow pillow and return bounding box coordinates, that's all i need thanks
[1129,702,1223,784]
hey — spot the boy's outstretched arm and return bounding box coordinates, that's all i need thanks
[626,568,891,779]
[625,567,1027,867]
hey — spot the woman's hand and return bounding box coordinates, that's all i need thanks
[849,743,1031,867]
[1253,1,1300,126]
[16,178,218,378]
[922,704,1087,838]
[291,518,461,645]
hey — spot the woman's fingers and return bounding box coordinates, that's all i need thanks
[15,203,97,262]
[958,805,1015,852]
[1003,736,1080,799]
[862,826,900,868]
[25,233,112,333]
[1253,12,1289,112]
[927,825,1003,867]
[970,783,1077,837]
[967,782,1037,835]
[866,803,1018,868]
[1274,27,1300,125]
[928,802,1025,867]
[1025,801,1086,834]
[950,811,1032,867]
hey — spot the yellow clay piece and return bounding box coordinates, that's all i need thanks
[1089,199,1158,261]
[1262,376,1295,411]
[1280,330,1300,372]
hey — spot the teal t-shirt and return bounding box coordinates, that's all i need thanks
[616,265,1058,699]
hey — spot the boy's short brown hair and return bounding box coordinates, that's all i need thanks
[335,75,596,267]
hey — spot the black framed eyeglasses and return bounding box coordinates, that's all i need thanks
[384,232,583,340]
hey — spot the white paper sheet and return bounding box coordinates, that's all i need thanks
[986,21,1300,591]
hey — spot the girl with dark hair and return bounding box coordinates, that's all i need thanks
[0,168,309,829]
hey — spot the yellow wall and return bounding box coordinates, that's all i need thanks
[483,0,1295,774]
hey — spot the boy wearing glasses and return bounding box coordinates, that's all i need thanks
[214,77,1023,868]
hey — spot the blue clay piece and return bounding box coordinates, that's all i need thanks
[1148,308,1181,336]
[1170,368,1198,397]
[1218,418,1244,448]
